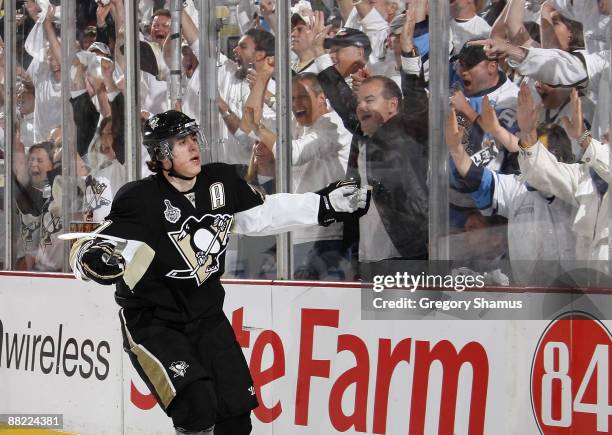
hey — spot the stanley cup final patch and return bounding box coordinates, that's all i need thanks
[164,200,181,223]
[169,361,189,378]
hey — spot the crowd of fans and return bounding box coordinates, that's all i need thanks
[1,0,609,287]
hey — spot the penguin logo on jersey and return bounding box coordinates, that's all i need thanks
[166,214,233,286]
[169,361,189,378]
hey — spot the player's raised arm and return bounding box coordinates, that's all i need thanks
[233,180,370,236]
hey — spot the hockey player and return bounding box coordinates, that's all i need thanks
[68,110,369,435]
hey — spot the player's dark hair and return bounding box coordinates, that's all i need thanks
[146,159,164,174]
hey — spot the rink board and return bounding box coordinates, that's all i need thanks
[0,274,610,435]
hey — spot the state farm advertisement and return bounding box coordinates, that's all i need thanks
[125,284,612,435]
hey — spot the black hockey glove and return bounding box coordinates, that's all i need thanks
[317,179,371,227]
[77,239,126,285]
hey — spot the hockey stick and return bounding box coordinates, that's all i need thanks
[58,232,127,244]
[188,225,223,277]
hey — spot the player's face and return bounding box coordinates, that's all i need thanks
[166,133,201,178]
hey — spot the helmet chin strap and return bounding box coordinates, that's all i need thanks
[163,160,196,181]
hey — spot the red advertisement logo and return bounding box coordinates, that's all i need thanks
[531,312,612,435]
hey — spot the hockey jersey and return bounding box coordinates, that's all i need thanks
[78,163,320,323]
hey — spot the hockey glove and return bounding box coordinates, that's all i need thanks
[77,239,126,285]
[317,179,371,227]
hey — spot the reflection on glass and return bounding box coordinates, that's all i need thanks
[0,0,609,287]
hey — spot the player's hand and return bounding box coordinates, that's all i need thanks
[317,180,371,226]
[77,239,126,285]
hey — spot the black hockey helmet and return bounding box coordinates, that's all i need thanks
[142,110,200,162]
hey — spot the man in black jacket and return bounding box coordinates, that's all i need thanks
[314,21,429,265]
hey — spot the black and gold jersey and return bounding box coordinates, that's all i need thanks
[99,163,264,322]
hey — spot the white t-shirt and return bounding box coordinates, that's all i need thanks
[450,15,491,55]
[282,110,352,244]
[27,58,62,142]
[344,7,390,67]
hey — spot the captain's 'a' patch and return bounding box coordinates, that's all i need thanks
[166,213,233,286]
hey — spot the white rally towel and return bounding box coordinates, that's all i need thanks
[24,0,51,62]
